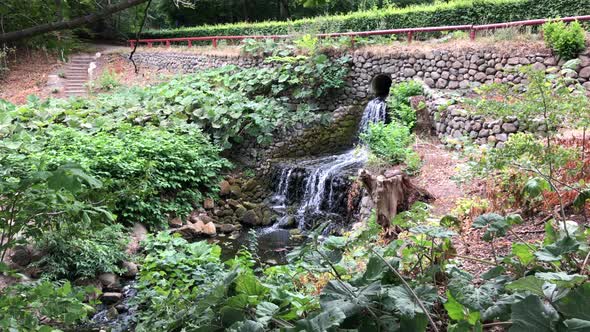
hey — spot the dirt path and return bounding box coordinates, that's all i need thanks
[413,137,467,216]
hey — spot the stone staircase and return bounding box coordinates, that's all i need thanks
[64,54,94,97]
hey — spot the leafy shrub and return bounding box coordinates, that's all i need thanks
[0,136,111,260]
[361,121,414,164]
[35,223,128,280]
[32,124,230,227]
[387,80,423,130]
[543,20,586,59]
[142,0,587,39]
[0,280,96,331]
[96,69,120,91]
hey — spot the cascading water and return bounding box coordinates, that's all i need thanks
[265,97,388,233]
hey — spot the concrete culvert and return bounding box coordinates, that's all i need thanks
[371,74,392,98]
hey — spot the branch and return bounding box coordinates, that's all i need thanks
[368,247,440,332]
[129,0,152,74]
[0,0,149,43]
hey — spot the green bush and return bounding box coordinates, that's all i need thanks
[96,69,121,91]
[32,124,230,228]
[0,280,96,331]
[388,80,424,129]
[36,223,128,280]
[142,0,588,39]
[542,20,586,60]
[361,121,414,164]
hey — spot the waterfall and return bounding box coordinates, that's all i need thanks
[358,97,388,133]
[265,97,387,232]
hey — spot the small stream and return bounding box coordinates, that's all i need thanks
[87,97,387,331]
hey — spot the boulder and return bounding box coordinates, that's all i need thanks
[101,292,123,304]
[579,66,590,79]
[203,198,215,210]
[121,261,138,279]
[10,245,43,267]
[230,185,242,198]
[240,210,259,226]
[217,224,238,233]
[219,180,231,196]
[98,273,120,289]
[168,217,183,228]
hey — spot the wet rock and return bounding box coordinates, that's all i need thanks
[240,210,259,226]
[242,201,258,210]
[235,206,247,219]
[230,185,242,198]
[217,224,238,233]
[121,261,138,279]
[115,304,128,313]
[101,292,123,304]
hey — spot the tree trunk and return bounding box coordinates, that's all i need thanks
[358,169,434,238]
[0,0,149,43]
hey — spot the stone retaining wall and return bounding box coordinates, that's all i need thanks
[132,45,590,108]
[424,91,547,148]
[131,45,589,150]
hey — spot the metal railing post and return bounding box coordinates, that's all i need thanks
[212,38,218,48]
[407,31,413,43]
[470,28,476,41]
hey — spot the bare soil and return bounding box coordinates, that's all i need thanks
[0,50,63,104]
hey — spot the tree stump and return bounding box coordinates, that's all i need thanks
[358,168,434,238]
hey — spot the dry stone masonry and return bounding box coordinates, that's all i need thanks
[131,44,590,149]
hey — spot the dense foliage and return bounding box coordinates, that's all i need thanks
[142,0,588,39]
[362,121,415,164]
[35,223,128,280]
[387,80,424,130]
[0,280,96,331]
[543,20,587,60]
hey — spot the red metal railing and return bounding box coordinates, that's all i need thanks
[129,15,590,48]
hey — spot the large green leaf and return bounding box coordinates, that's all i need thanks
[400,313,428,332]
[289,307,346,332]
[256,302,279,324]
[509,295,559,332]
[228,320,265,332]
[386,285,437,318]
[562,319,590,331]
[235,273,268,298]
[512,243,536,266]
[555,283,590,320]
[535,237,580,262]
[523,177,551,199]
[506,276,545,297]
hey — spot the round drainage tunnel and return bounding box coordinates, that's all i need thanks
[371,74,392,98]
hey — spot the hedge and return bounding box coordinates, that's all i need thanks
[142,0,590,39]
